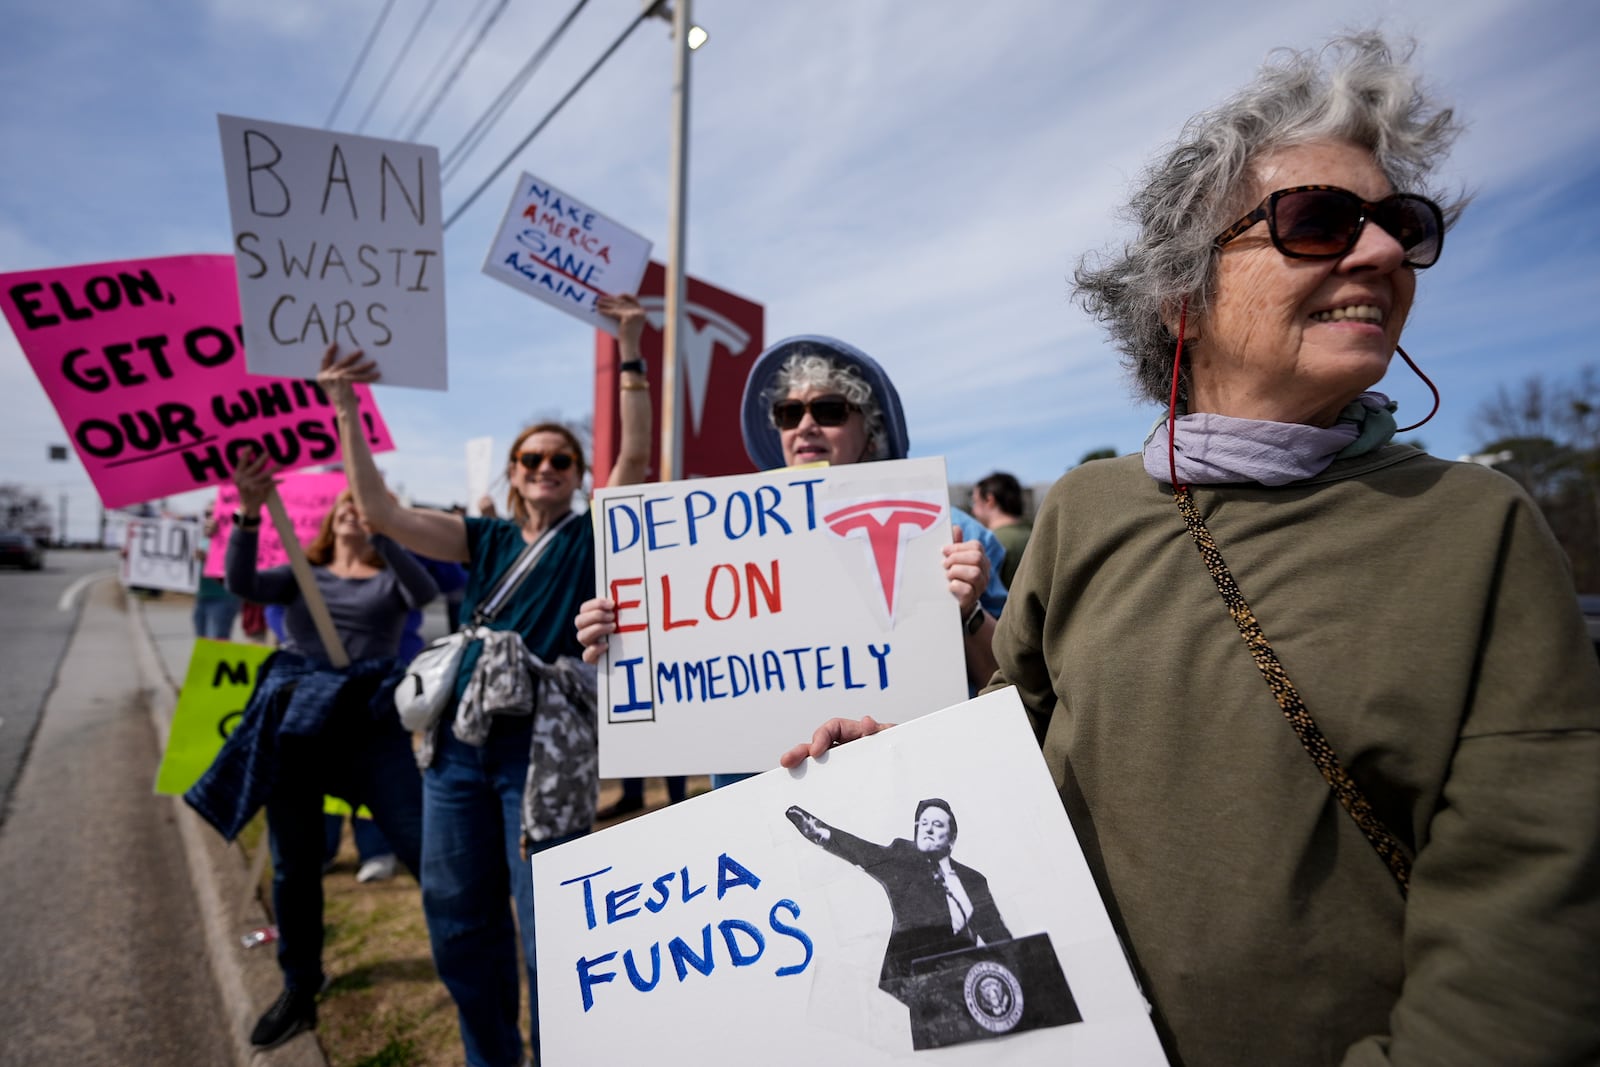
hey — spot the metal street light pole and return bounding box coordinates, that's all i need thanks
[659,0,692,482]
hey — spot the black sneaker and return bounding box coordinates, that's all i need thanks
[250,986,317,1049]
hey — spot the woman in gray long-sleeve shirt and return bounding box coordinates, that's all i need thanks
[224,450,437,1051]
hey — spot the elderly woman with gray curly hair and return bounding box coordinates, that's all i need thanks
[783,32,1600,1065]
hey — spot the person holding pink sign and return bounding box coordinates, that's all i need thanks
[321,293,653,1067]
[197,463,439,1050]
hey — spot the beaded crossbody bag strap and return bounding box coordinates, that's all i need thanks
[1173,486,1413,896]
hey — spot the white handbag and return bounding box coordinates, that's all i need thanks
[394,511,580,732]
[395,629,470,731]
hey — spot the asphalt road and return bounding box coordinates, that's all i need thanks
[0,548,119,821]
[0,565,234,1066]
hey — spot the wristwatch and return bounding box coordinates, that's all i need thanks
[963,603,986,635]
[619,358,646,376]
[233,509,262,530]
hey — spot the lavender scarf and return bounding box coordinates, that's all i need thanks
[1143,392,1398,486]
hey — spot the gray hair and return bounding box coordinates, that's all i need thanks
[1074,31,1466,406]
[763,350,888,460]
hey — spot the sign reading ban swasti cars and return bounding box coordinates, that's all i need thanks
[217,114,447,390]
[594,458,968,777]
[532,688,1169,1064]
[482,172,651,335]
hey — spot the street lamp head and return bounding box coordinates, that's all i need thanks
[686,25,708,49]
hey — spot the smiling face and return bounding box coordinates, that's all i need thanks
[1187,139,1416,426]
[779,387,871,468]
[509,430,582,515]
[332,494,364,537]
[915,806,953,854]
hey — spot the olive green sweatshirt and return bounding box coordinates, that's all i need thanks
[991,447,1600,1066]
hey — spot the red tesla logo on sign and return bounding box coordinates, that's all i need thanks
[823,498,946,620]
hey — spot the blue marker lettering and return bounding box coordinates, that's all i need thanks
[762,650,785,691]
[717,853,761,898]
[723,490,753,540]
[705,656,727,700]
[868,643,892,689]
[680,865,707,903]
[669,925,715,981]
[788,477,824,530]
[613,657,652,714]
[769,899,815,977]
[606,882,643,923]
[814,645,835,690]
[644,871,674,913]
[607,503,640,553]
[624,944,662,992]
[644,496,678,550]
[842,646,866,690]
[783,647,809,690]
[719,919,765,967]
[559,867,614,930]
[656,662,683,703]
[754,484,791,535]
[577,952,618,1011]
[684,489,716,546]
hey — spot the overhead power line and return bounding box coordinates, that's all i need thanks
[325,0,400,128]
[439,0,591,183]
[444,6,655,230]
[355,0,444,134]
[390,0,498,140]
[400,0,511,142]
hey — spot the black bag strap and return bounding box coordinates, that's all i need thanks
[471,510,582,626]
[1173,486,1412,896]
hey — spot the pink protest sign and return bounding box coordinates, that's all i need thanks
[202,471,349,578]
[0,254,394,509]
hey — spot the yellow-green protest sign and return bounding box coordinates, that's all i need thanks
[156,639,377,820]
[155,638,274,795]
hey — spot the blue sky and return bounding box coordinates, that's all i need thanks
[2,0,1597,539]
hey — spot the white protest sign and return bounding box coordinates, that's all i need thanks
[465,435,495,516]
[593,458,968,777]
[121,516,202,593]
[218,114,448,390]
[533,687,1169,1064]
[482,172,651,335]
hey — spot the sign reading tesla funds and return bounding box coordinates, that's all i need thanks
[593,458,968,776]
[532,688,1170,1064]
[483,172,652,335]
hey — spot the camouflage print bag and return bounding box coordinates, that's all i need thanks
[522,654,600,849]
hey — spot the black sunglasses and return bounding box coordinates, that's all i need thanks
[1214,185,1444,268]
[771,395,861,431]
[517,450,575,473]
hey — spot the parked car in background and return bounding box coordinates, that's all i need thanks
[0,530,44,570]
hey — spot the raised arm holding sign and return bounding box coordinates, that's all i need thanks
[313,295,654,1066]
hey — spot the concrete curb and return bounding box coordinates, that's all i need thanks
[126,591,328,1067]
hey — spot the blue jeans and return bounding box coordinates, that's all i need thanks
[324,812,393,864]
[192,596,239,639]
[422,721,585,1067]
[265,712,422,994]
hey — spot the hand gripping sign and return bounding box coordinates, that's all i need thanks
[483,172,652,334]
[593,458,969,777]
[531,688,1170,1064]
[0,254,393,510]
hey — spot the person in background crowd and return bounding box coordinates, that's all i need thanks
[192,463,437,1051]
[576,335,1009,789]
[969,472,1033,589]
[321,293,652,1067]
[192,502,240,638]
[780,32,1600,1064]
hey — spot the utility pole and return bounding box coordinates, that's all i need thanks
[659,0,692,482]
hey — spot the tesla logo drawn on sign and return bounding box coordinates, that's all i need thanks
[823,498,946,621]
